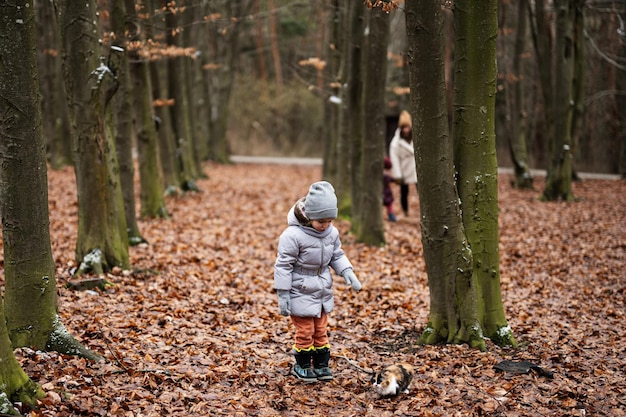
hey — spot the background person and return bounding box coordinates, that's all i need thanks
[389,110,418,217]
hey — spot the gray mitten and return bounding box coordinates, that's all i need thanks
[277,290,291,316]
[342,269,362,292]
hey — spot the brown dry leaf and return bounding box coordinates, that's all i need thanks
[3,162,624,416]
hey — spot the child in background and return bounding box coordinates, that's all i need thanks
[274,181,362,382]
[383,156,396,222]
[389,110,417,217]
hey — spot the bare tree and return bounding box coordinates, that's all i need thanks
[529,0,577,200]
[125,0,169,218]
[406,0,515,349]
[55,0,130,272]
[35,0,72,169]
[1,0,101,366]
[353,6,389,245]
[164,0,200,190]
[453,0,516,346]
[110,0,147,244]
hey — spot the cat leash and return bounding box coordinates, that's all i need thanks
[333,354,374,375]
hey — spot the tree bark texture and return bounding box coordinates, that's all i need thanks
[125,0,169,219]
[0,303,43,411]
[145,0,181,193]
[347,0,366,221]
[542,0,575,201]
[110,0,145,244]
[56,0,130,270]
[355,7,389,245]
[1,0,103,364]
[1,0,57,351]
[405,0,484,350]
[165,0,199,189]
[35,0,72,169]
[453,0,516,347]
[322,0,344,184]
[206,0,244,164]
[509,0,534,189]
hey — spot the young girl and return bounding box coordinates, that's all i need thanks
[274,181,362,382]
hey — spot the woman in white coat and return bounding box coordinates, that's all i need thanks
[389,110,418,217]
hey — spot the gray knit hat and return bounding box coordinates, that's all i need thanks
[304,181,338,220]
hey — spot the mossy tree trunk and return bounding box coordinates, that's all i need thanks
[354,6,388,246]
[453,0,517,347]
[322,0,343,183]
[35,0,72,170]
[205,0,245,164]
[164,0,199,191]
[530,0,577,200]
[508,0,534,189]
[542,0,576,201]
[56,0,130,272]
[146,0,181,195]
[0,305,44,413]
[126,0,169,219]
[335,0,365,216]
[569,0,585,179]
[406,0,483,350]
[347,1,366,225]
[1,0,102,365]
[407,0,516,351]
[110,0,147,245]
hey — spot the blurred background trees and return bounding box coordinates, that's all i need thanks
[34,0,625,178]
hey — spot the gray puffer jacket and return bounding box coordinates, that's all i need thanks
[274,202,353,318]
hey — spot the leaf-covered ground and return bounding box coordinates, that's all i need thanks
[10,162,626,416]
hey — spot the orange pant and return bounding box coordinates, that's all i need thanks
[290,312,329,351]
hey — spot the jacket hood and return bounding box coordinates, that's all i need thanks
[287,200,333,238]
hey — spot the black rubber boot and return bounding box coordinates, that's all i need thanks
[312,346,333,381]
[291,350,317,383]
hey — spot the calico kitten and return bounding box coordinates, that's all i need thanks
[370,363,415,397]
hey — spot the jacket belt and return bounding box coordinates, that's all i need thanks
[293,265,325,275]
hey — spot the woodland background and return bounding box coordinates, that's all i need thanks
[16,161,626,416]
[34,0,626,175]
[0,0,623,415]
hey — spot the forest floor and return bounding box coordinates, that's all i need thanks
[10,161,625,416]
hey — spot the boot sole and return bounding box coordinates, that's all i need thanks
[313,368,334,381]
[291,368,317,383]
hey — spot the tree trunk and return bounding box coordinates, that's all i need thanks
[146,0,181,194]
[453,0,516,347]
[542,0,575,201]
[110,0,146,244]
[406,0,484,350]
[267,0,283,97]
[126,0,169,219]
[165,0,199,191]
[509,0,534,189]
[35,0,72,169]
[181,1,205,174]
[355,6,388,245]
[529,0,556,170]
[206,0,244,164]
[569,0,585,179]
[152,62,182,195]
[1,0,102,362]
[0,306,43,412]
[253,0,268,81]
[348,2,366,232]
[322,0,344,183]
[56,0,130,272]
[336,0,365,215]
